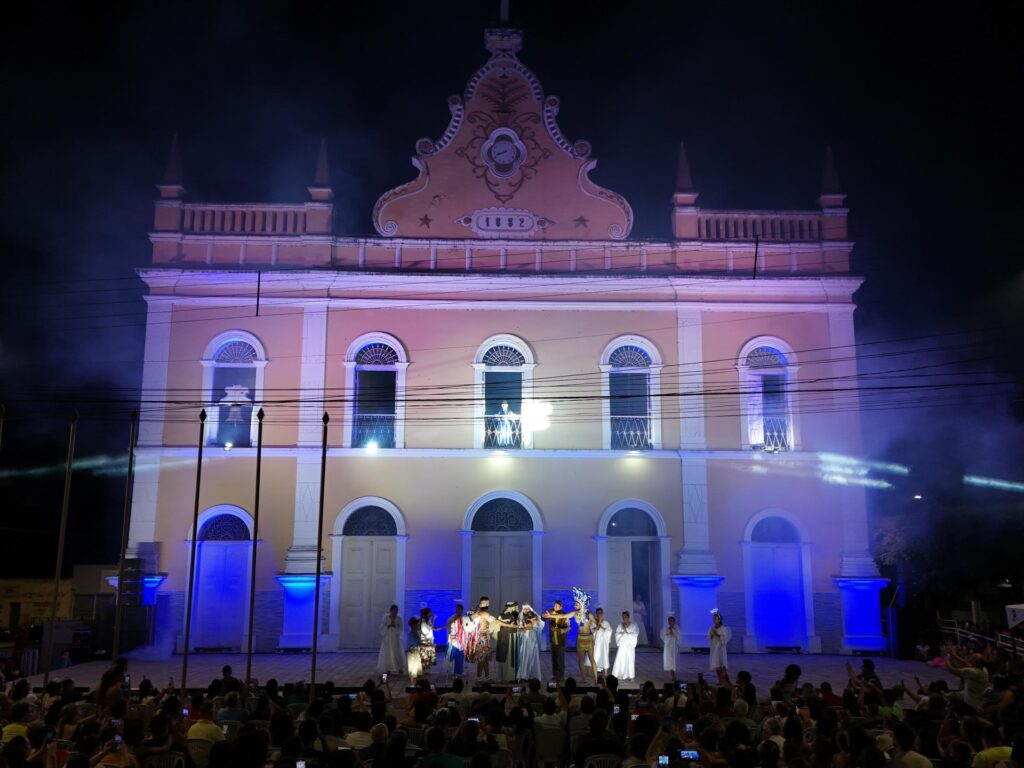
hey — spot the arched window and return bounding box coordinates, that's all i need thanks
[737,338,797,452]
[471,498,535,531]
[198,514,251,541]
[600,336,663,450]
[606,507,658,537]
[202,332,267,448]
[342,506,399,536]
[750,515,800,543]
[474,335,535,449]
[343,333,409,449]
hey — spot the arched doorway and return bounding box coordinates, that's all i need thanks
[463,493,542,612]
[596,502,670,647]
[331,498,407,650]
[189,509,252,651]
[743,512,812,650]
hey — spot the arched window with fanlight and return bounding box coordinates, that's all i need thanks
[201,332,268,448]
[737,338,798,452]
[473,335,536,449]
[343,333,409,449]
[600,336,663,450]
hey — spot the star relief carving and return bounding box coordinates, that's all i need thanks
[418,213,433,228]
[574,215,589,228]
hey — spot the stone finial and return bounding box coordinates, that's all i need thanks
[313,138,330,187]
[308,138,334,202]
[818,144,846,208]
[675,140,695,194]
[157,133,185,199]
[672,140,698,206]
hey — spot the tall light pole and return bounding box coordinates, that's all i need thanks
[180,409,206,697]
[112,410,139,660]
[43,413,77,684]
[244,408,265,684]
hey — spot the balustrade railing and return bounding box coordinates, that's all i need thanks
[698,210,823,241]
[182,204,308,235]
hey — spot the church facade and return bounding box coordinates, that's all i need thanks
[130,23,887,657]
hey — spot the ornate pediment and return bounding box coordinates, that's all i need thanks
[373,27,633,241]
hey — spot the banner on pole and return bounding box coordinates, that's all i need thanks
[1006,604,1024,629]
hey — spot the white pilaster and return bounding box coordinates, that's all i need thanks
[128,297,174,568]
[285,304,329,573]
[677,308,706,449]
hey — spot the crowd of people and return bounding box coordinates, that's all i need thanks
[0,633,1022,768]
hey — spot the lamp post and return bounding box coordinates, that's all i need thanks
[310,412,329,701]
[244,408,265,685]
[180,409,206,698]
[43,412,77,685]
[112,410,139,660]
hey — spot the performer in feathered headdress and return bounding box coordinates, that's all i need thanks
[543,587,598,682]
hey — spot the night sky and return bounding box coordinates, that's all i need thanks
[1,2,1021,578]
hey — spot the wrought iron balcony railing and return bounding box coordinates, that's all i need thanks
[484,413,522,448]
[611,415,652,450]
[353,413,396,448]
[752,416,791,452]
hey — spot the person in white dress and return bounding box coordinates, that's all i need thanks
[592,607,613,676]
[611,611,639,680]
[707,610,731,676]
[661,615,680,682]
[633,595,650,646]
[516,604,545,682]
[377,604,405,674]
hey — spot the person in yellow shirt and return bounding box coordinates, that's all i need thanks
[186,701,225,742]
[972,727,1011,768]
[1,702,31,742]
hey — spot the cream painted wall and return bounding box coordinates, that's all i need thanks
[326,307,679,450]
[705,458,849,592]
[162,305,304,447]
[152,456,296,591]
[700,311,835,452]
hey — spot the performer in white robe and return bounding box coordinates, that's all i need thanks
[661,615,680,681]
[707,610,731,674]
[611,612,639,680]
[633,596,650,646]
[592,608,613,676]
[377,604,405,674]
[516,605,545,682]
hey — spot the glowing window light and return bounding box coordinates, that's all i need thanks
[223,442,233,451]
[365,440,379,453]
[521,400,552,432]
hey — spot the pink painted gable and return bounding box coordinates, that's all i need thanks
[372,27,633,241]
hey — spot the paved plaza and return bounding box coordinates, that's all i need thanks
[31,649,955,693]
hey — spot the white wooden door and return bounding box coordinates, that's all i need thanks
[501,536,532,608]
[472,534,532,610]
[192,541,249,650]
[750,543,805,649]
[605,539,633,644]
[340,537,397,649]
